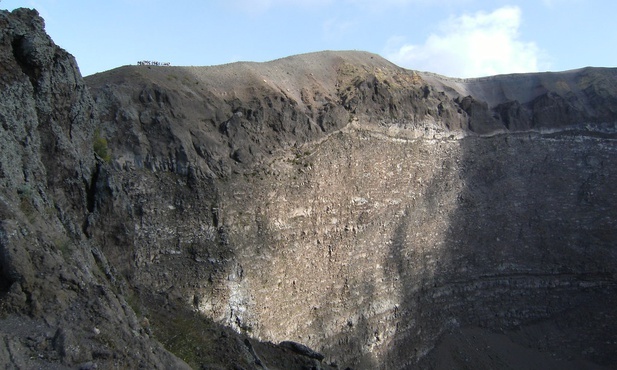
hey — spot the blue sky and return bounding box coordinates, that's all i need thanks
[2,0,615,77]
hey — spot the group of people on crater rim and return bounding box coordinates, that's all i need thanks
[137,60,171,66]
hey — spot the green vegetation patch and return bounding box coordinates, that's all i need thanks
[93,129,111,163]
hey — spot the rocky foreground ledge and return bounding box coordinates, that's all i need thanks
[2,7,617,370]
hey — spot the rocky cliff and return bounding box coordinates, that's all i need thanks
[0,9,331,370]
[1,8,617,370]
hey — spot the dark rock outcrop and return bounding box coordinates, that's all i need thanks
[2,7,617,370]
[422,68,617,133]
[0,8,194,369]
[279,341,325,361]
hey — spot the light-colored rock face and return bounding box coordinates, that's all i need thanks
[217,126,617,368]
[221,128,465,366]
[83,49,617,369]
[91,81,617,369]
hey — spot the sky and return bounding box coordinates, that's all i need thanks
[2,0,615,78]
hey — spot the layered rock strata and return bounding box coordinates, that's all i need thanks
[1,7,616,370]
[87,48,617,368]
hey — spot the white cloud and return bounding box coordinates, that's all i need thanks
[384,6,545,78]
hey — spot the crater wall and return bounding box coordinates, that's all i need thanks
[2,8,615,369]
[87,54,617,368]
[219,126,617,368]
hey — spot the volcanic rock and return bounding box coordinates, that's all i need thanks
[1,7,617,370]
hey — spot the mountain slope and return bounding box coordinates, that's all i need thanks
[86,50,617,368]
[1,7,616,370]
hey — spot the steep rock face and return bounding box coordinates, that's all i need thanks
[86,49,617,369]
[86,51,468,178]
[221,129,617,369]
[422,68,617,132]
[0,8,194,369]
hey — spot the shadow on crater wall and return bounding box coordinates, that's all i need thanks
[383,132,617,369]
